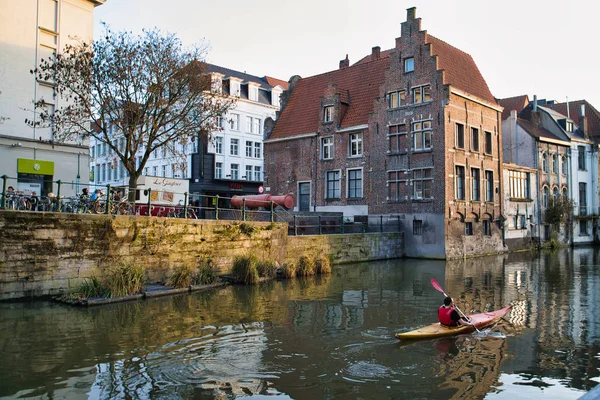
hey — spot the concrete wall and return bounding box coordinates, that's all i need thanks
[0,211,403,300]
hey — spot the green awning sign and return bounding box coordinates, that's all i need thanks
[17,159,54,175]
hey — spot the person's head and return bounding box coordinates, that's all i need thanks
[443,297,453,307]
[32,191,37,196]
[95,189,101,194]
[7,186,14,192]
[82,188,89,194]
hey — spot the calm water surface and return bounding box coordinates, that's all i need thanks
[1,248,599,399]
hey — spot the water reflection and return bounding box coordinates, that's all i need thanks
[0,251,598,399]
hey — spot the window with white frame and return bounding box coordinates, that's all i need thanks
[215,136,223,154]
[245,165,252,180]
[254,118,261,135]
[413,168,432,199]
[152,166,157,176]
[349,133,363,157]
[412,120,432,151]
[326,170,341,199]
[578,146,586,170]
[389,124,407,153]
[254,166,261,182]
[323,105,334,122]
[412,85,431,103]
[229,113,240,130]
[509,170,530,199]
[254,143,261,158]
[230,138,239,156]
[404,57,414,72]
[162,165,167,177]
[215,162,223,179]
[347,168,362,198]
[231,164,239,180]
[247,116,253,133]
[249,86,259,101]
[100,163,105,181]
[246,141,253,157]
[542,153,548,172]
[321,137,334,160]
[388,90,406,109]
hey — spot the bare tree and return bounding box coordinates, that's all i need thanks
[27,25,234,195]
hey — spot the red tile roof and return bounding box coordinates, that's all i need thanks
[264,76,289,90]
[354,35,497,105]
[269,58,390,139]
[551,100,600,138]
[497,95,530,121]
[425,35,496,105]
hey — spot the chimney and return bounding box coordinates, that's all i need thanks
[533,95,537,112]
[407,7,416,21]
[531,95,540,126]
[580,103,588,139]
[510,110,517,120]
[371,46,381,61]
[339,54,349,69]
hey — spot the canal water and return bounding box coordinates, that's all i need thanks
[1,248,599,399]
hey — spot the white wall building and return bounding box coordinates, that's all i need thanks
[0,0,104,196]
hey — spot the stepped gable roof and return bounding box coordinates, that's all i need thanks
[552,100,600,138]
[270,57,390,140]
[353,35,496,105]
[264,76,289,90]
[497,95,529,120]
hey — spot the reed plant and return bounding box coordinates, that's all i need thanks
[75,276,108,299]
[314,256,332,275]
[281,263,297,279]
[195,258,217,285]
[166,265,195,288]
[297,256,316,277]
[256,259,277,278]
[105,263,145,297]
[231,255,259,285]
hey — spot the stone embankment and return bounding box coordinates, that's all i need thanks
[0,211,403,300]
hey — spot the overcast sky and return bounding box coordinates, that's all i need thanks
[95,0,600,108]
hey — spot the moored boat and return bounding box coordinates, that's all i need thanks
[395,306,512,340]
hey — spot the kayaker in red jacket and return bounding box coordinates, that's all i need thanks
[438,297,469,326]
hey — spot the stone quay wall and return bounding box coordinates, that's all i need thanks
[0,211,404,300]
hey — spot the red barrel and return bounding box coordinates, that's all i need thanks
[231,194,295,210]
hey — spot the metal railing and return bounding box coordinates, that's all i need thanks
[0,174,403,234]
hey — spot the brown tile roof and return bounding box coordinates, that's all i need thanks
[269,58,390,139]
[516,118,561,141]
[353,36,496,105]
[497,95,529,121]
[264,76,289,90]
[551,100,600,138]
[425,35,496,105]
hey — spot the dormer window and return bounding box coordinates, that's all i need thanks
[404,57,414,73]
[249,85,259,102]
[323,105,334,123]
[566,121,573,132]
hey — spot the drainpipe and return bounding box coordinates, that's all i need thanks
[569,147,574,247]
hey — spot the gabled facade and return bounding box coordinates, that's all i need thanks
[0,0,104,197]
[265,7,504,259]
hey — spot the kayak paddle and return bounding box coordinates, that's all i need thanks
[430,278,481,333]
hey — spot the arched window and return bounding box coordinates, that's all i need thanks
[562,156,568,176]
[542,153,548,172]
[562,187,568,198]
[553,187,559,202]
[552,154,558,174]
[543,186,549,208]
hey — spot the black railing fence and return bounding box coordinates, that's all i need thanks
[0,174,402,235]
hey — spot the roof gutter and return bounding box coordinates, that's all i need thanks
[264,132,317,144]
[336,124,368,133]
[450,87,503,112]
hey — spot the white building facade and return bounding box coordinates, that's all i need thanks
[0,0,104,196]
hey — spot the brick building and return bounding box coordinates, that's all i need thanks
[264,7,504,259]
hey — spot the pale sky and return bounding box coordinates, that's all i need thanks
[95,0,600,109]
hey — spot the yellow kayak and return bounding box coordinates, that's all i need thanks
[395,306,511,340]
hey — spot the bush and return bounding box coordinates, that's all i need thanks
[281,263,296,279]
[105,263,146,297]
[195,258,217,285]
[256,259,277,278]
[231,255,259,285]
[297,256,315,277]
[315,256,332,275]
[166,265,194,288]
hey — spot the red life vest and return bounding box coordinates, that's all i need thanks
[438,306,456,326]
